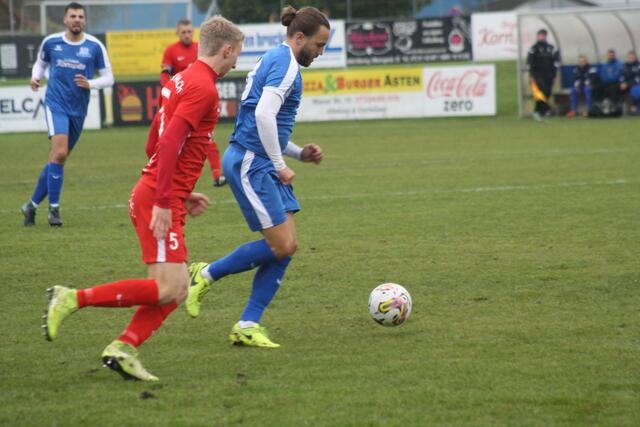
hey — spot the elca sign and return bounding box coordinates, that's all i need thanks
[471,12,518,61]
[0,85,101,133]
[424,64,496,116]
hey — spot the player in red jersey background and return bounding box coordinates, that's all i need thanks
[42,16,244,381]
[161,19,226,188]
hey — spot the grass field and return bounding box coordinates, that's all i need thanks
[1,114,639,426]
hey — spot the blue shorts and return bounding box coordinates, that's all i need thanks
[44,106,85,151]
[223,143,300,232]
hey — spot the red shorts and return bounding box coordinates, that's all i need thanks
[129,180,188,264]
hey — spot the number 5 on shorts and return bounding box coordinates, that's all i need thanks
[169,232,179,250]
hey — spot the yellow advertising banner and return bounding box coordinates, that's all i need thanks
[301,67,424,96]
[106,29,200,76]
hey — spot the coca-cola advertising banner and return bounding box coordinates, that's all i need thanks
[346,16,471,66]
[424,64,496,117]
[471,12,518,61]
[297,64,495,122]
[112,78,245,127]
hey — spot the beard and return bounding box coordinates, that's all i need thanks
[296,46,314,67]
[69,26,83,35]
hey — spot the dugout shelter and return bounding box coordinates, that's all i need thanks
[517,6,640,117]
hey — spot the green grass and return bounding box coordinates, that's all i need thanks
[1,115,639,426]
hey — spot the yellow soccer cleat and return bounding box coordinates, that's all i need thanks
[186,262,212,318]
[42,286,78,341]
[101,340,159,382]
[229,323,280,348]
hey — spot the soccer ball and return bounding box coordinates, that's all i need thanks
[368,283,412,326]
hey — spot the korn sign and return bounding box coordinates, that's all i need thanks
[471,12,518,61]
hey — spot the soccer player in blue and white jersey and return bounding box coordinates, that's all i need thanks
[187,6,328,348]
[21,2,113,227]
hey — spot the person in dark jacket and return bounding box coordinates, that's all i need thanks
[597,49,622,106]
[568,54,599,117]
[620,51,640,113]
[527,29,560,121]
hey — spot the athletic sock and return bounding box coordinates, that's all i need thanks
[207,239,278,281]
[76,279,159,308]
[31,164,49,205]
[238,320,257,328]
[117,302,178,348]
[240,257,291,323]
[47,162,64,206]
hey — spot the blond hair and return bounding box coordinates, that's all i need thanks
[198,16,244,57]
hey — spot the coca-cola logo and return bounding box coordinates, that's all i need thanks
[426,69,489,99]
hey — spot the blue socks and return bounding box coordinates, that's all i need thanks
[46,162,64,206]
[31,164,49,205]
[32,162,65,207]
[207,240,293,324]
[241,257,292,323]
[207,239,278,281]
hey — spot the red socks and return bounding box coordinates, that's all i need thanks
[77,279,159,308]
[117,302,178,348]
[75,278,178,348]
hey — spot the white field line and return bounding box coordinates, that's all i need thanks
[0,179,630,214]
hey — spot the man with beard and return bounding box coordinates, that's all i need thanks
[185,6,327,348]
[526,29,560,121]
[21,2,113,226]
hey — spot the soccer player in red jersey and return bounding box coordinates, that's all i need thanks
[161,19,226,188]
[41,16,244,381]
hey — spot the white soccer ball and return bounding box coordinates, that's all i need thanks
[368,283,412,326]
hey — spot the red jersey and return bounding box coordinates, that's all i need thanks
[162,41,198,74]
[142,60,219,203]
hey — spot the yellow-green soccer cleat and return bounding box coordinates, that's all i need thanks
[229,323,280,348]
[42,286,78,341]
[101,340,159,382]
[186,262,212,318]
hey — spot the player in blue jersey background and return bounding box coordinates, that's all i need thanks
[21,2,113,227]
[187,6,328,348]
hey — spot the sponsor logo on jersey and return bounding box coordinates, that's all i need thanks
[55,58,87,71]
[77,46,91,58]
[177,56,185,61]
[54,45,63,51]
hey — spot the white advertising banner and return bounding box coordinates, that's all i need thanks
[471,12,518,61]
[297,67,426,122]
[299,92,426,122]
[236,20,346,71]
[297,64,496,122]
[0,85,101,133]
[423,64,496,117]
